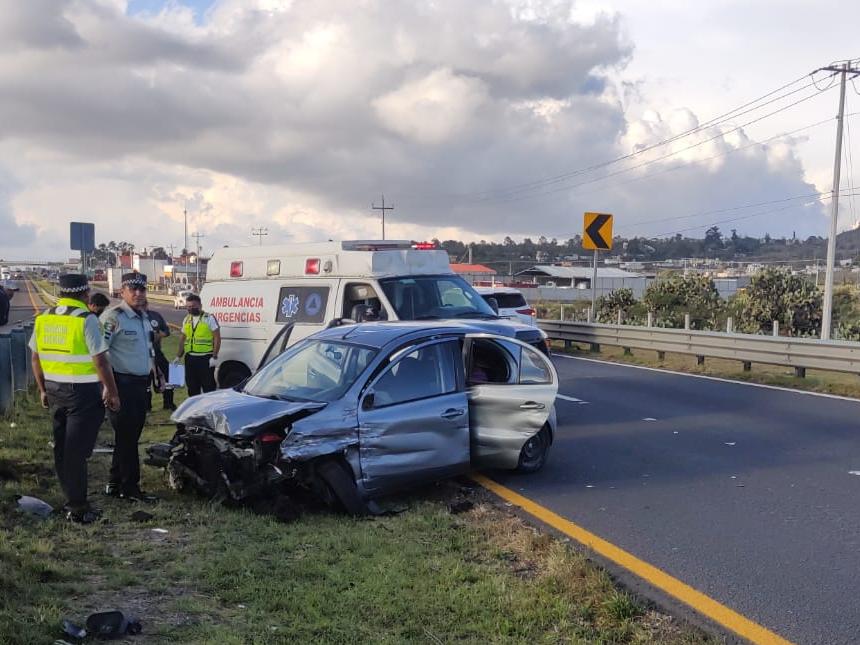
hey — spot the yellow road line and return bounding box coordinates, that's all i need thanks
[472,474,794,645]
[24,280,41,315]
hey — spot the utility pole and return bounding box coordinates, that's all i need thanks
[251,227,268,246]
[192,231,205,290]
[820,60,860,340]
[468,244,473,265]
[184,207,188,259]
[371,194,394,240]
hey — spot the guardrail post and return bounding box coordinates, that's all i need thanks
[587,308,593,323]
[743,361,752,371]
[647,312,653,328]
[772,321,779,337]
[9,328,27,392]
[0,333,13,414]
[657,351,665,361]
[696,355,705,366]
[617,310,623,326]
[623,346,632,356]
[685,314,691,330]
[560,304,564,321]
[794,367,806,378]
[590,343,600,353]
[726,317,733,334]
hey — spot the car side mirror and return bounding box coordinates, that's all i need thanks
[487,297,499,314]
[362,391,375,411]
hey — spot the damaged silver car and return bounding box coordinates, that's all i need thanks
[147,321,558,514]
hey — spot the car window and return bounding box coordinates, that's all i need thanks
[245,340,376,402]
[372,342,457,407]
[520,347,552,385]
[490,293,527,309]
[467,339,516,385]
[378,275,496,320]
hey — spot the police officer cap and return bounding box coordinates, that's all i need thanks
[121,272,147,287]
[58,273,89,294]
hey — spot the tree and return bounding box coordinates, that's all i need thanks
[643,273,722,329]
[733,268,821,336]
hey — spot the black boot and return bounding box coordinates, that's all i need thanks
[163,388,176,411]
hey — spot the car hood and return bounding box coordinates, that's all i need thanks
[171,389,326,438]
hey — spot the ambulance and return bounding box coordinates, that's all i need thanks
[200,240,549,387]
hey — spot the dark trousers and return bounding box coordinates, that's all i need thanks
[46,381,104,510]
[148,348,174,410]
[185,354,216,396]
[108,373,149,492]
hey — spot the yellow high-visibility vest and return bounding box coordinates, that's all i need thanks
[34,297,99,384]
[182,314,214,355]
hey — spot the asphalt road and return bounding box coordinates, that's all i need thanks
[0,280,42,332]
[493,355,860,644]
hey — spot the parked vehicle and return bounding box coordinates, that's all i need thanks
[198,240,549,388]
[174,290,195,309]
[147,321,558,515]
[106,268,124,297]
[475,287,536,326]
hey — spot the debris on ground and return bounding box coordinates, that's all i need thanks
[0,458,21,481]
[130,510,154,522]
[84,610,142,639]
[16,494,54,517]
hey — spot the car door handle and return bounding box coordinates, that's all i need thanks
[520,401,545,410]
[441,408,465,419]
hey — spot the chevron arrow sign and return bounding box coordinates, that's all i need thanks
[583,212,613,250]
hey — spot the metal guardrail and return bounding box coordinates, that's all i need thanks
[0,322,35,414]
[539,320,860,376]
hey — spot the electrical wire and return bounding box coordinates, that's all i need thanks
[461,74,838,203]
[473,84,839,207]
[652,192,860,238]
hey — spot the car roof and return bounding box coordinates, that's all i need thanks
[474,286,524,295]
[310,320,527,349]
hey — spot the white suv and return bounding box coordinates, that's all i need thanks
[174,290,195,309]
[475,287,536,326]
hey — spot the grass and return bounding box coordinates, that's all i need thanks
[0,335,713,644]
[553,340,860,398]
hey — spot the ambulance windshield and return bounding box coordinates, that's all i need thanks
[378,275,498,321]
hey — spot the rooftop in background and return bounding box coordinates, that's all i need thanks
[516,265,643,279]
[449,263,496,275]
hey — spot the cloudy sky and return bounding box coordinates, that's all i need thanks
[1,0,859,261]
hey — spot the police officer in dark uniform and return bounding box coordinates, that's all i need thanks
[101,272,158,502]
[30,274,121,523]
[143,300,175,411]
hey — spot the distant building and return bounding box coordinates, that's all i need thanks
[515,264,647,299]
[449,263,497,284]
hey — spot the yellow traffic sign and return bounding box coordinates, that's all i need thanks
[583,212,613,250]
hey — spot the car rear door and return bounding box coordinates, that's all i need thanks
[357,338,469,492]
[465,335,557,469]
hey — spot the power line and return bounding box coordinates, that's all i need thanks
[251,227,268,246]
[371,194,394,240]
[431,72,837,205]
[474,84,839,207]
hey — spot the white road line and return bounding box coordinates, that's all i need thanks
[556,394,589,404]
[552,353,860,404]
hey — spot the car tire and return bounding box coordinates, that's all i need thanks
[515,424,551,473]
[218,364,251,389]
[317,459,367,516]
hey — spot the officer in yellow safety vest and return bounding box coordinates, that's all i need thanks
[175,293,220,396]
[30,274,120,524]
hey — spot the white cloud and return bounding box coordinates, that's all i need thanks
[0,0,839,260]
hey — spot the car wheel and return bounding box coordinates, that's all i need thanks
[218,364,251,389]
[516,424,551,473]
[317,459,367,516]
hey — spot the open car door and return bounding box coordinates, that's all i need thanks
[465,335,558,471]
[256,322,295,372]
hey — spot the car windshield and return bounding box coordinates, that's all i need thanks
[243,340,376,403]
[379,275,497,320]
